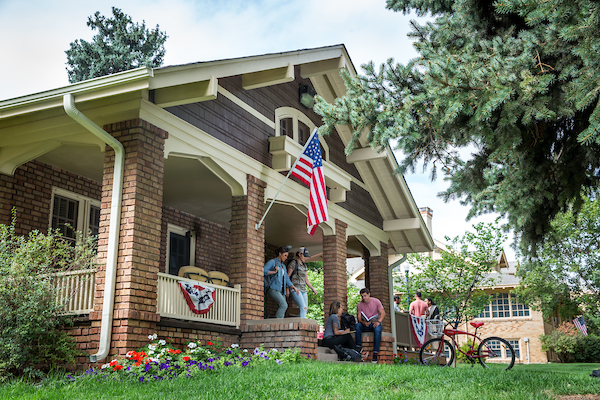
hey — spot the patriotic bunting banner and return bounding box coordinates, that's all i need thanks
[179,281,215,315]
[290,129,328,235]
[410,315,427,348]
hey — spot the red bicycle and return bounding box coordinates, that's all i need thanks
[419,320,516,370]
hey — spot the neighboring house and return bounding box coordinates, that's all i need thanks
[0,45,433,366]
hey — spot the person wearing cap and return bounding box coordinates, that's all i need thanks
[264,246,300,318]
[287,246,317,318]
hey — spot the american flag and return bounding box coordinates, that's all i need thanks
[573,316,588,336]
[291,129,328,234]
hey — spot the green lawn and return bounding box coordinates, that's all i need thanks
[1,362,599,400]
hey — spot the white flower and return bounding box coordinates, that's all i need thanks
[158,339,166,346]
[126,351,134,358]
[231,344,239,349]
[148,334,154,340]
[148,344,156,351]
[271,348,279,352]
[243,349,248,353]
[148,333,158,340]
[188,342,198,349]
[161,348,167,354]
[149,357,159,363]
[148,350,155,355]
[101,363,110,370]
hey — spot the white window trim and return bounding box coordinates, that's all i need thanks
[275,107,329,161]
[50,187,100,237]
[166,223,196,272]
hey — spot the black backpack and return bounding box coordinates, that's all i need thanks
[333,345,362,362]
[340,312,357,331]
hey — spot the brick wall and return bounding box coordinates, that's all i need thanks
[323,219,348,322]
[230,174,265,323]
[160,207,230,274]
[0,160,101,234]
[241,318,318,359]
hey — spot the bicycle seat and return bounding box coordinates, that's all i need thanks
[470,322,485,328]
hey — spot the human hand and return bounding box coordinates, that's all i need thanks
[273,265,279,274]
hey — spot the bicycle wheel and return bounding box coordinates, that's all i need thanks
[477,337,515,370]
[419,338,455,366]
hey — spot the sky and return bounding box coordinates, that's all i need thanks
[0,0,516,259]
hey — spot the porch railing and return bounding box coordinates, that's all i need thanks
[157,273,241,328]
[395,311,418,350]
[51,269,96,315]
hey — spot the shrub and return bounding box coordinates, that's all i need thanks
[573,335,600,363]
[0,212,96,380]
[540,322,581,362]
[456,339,478,364]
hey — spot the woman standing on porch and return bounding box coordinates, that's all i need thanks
[287,247,318,318]
[264,246,299,318]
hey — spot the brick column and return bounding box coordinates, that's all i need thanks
[322,219,347,321]
[229,174,266,324]
[368,242,391,333]
[90,119,166,358]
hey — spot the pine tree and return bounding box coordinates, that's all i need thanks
[315,0,600,255]
[65,7,167,83]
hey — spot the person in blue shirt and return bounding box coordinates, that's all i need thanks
[264,246,299,318]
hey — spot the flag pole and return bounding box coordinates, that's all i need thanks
[255,129,318,230]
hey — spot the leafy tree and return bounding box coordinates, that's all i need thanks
[515,195,600,329]
[65,7,167,83]
[407,222,506,325]
[315,0,600,255]
[0,212,97,379]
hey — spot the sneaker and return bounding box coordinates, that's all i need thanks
[371,353,378,364]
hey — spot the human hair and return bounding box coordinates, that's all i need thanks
[329,301,341,316]
[416,291,422,298]
[426,297,435,305]
[275,246,289,256]
[394,295,400,302]
[359,288,370,295]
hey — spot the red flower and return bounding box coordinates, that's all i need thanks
[183,356,191,362]
[207,341,214,345]
[113,364,123,371]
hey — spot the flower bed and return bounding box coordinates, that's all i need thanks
[66,334,306,383]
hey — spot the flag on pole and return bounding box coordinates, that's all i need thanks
[573,316,588,336]
[290,129,328,235]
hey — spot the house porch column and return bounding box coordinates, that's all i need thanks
[322,219,347,321]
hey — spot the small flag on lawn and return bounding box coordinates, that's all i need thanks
[290,129,328,235]
[573,316,588,336]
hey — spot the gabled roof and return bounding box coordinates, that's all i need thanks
[0,45,433,256]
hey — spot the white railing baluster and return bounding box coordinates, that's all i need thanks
[49,269,96,315]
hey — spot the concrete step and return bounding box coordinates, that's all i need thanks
[316,346,339,362]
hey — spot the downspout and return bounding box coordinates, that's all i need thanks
[63,94,124,363]
[389,255,407,357]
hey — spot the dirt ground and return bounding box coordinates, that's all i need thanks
[555,396,600,399]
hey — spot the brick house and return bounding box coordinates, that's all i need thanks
[0,45,433,366]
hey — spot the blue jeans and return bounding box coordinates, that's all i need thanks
[289,290,308,318]
[266,288,287,318]
[355,322,382,353]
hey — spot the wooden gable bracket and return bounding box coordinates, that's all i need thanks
[153,76,218,108]
[242,63,294,90]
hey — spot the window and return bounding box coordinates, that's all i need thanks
[166,224,196,276]
[510,294,530,317]
[50,188,101,243]
[508,340,520,359]
[274,107,329,161]
[475,292,530,320]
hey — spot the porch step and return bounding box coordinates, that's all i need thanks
[316,346,339,362]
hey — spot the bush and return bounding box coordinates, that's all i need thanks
[456,339,477,364]
[573,335,600,363]
[0,212,96,380]
[540,322,580,362]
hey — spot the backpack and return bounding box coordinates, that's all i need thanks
[340,312,357,331]
[287,259,299,279]
[333,345,362,362]
[591,370,600,378]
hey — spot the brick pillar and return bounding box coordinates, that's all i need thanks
[229,174,266,324]
[368,242,391,333]
[90,119,166,358]
[322,219,347,321]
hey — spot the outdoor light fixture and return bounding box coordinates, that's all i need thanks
[299,84,316,108]
[404,263,410,309]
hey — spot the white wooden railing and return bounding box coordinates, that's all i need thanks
[51,269,96,315]
[157,273,241,328]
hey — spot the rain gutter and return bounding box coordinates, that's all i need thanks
[63,93,124,363]
[389,255,407,356]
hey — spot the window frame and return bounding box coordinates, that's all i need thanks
[275,107,329,161]
[475,292,530,320]
[166,223,196,275]
[50,187,101,240]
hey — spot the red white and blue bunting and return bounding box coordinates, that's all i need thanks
[410,315,427,348]
[179,281,215,315]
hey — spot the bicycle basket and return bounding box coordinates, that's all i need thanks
[427,320,445,337]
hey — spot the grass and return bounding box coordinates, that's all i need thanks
[1,362,599,400]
